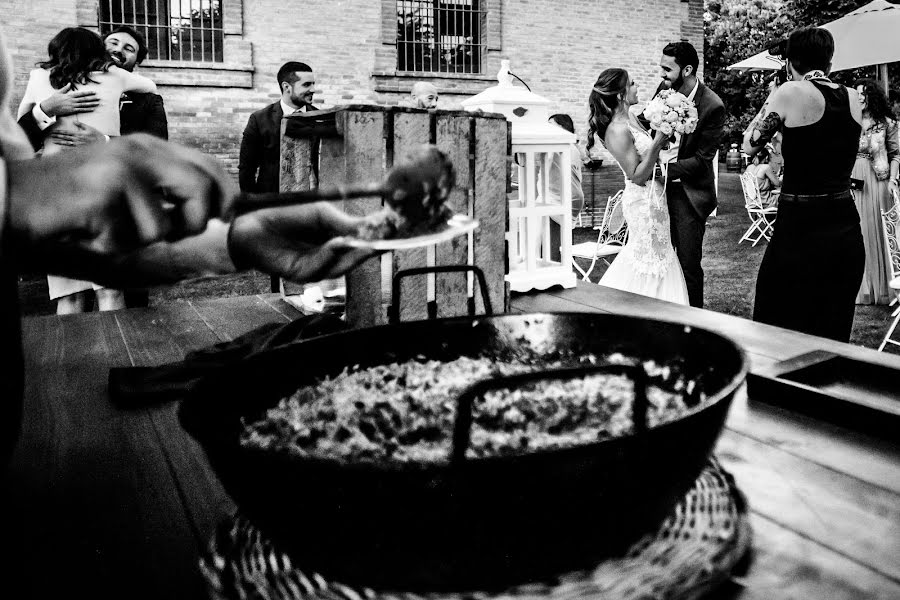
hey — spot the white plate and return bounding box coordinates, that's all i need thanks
[333,214,478,250]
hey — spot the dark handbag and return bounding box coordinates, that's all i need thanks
[850,177,865,192]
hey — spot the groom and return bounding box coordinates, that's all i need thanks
[656,41,725,308]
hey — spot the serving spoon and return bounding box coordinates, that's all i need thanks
[231,144,456,221]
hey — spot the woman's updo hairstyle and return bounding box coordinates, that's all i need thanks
[587,68,629,152]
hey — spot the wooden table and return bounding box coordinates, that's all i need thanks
[5,283,899,599]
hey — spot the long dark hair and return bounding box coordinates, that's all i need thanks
[586,68,629,152]
[38,27,110,89]
[854,78,895,125]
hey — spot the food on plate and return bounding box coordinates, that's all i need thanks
[355,145,456,240]
[241,354,702,464]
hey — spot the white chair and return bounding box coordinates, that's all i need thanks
[710,150,719,218]
[571,190,627,281]
[738,171,777,246]
[878,196,900,351]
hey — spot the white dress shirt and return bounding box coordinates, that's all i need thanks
[281,100,309,115]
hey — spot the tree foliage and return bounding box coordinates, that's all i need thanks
[704,0,792,148]
[785,0,870,25]
[704,0,899,151]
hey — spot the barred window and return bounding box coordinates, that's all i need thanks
[397,0,484,74]
[99,0,224,62]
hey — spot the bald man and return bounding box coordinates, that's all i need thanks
[410,82,438,109]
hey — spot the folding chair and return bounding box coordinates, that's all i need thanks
[710,150,719,218]
[738,171,777,246]
[571,190,628,281]
[878,195,900,351]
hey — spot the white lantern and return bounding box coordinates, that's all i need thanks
[462,60,577,292]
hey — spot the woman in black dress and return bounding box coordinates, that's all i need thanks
[742,27,864,342]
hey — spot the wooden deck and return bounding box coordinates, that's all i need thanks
[4,282,899,599]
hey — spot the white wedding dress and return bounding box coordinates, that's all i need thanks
[599,124,690,305]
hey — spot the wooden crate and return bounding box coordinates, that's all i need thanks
[280,105,510,328]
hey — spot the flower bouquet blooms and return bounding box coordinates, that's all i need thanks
[642,89,699,138]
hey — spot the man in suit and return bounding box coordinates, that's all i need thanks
[658,41,725,308]
[239,61,319,291]
[239,62,318,193]
[17,25,168,309]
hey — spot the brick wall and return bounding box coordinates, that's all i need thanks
[497,0,702,207]
[2,0,78,92]
[3,0,704,189]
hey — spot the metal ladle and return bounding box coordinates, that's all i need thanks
[231,144,456,220]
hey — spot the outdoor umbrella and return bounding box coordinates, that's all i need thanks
[821,0,900,72]
[726,50,784,72]
[727,0,900,74]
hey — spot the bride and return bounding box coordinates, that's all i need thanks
[587,68,690,305]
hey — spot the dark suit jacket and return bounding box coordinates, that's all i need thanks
[665,82,725,219]
[120,92,168,138]
[238,102,318,194]
[17,92,168,151]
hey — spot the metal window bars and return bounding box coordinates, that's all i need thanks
[99,0,224,62]
[397,0,485,74]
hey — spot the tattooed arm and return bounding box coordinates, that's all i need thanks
[744,112,784,151]
[742,83,793,157]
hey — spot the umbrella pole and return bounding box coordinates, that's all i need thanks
[877,63,889,95]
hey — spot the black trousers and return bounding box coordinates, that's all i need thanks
[753,199,864,343]
[667,183,707,308]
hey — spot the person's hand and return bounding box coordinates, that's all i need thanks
[228,202,380,283]
[890,178,900,202]
[6,134,235,259]
[39,84,100,117]
[653,130,672,149]
[47,121,105,147]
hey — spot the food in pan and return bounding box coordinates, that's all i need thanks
[240,353,701,464]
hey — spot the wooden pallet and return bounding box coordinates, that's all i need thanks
[280,105,510,328]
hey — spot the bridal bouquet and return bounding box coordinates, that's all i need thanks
[642,90,699,137]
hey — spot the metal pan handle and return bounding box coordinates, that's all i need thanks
[389,264,493,323]
[451,362,649,465]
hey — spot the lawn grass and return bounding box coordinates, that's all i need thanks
[574,171,897,352]
[16,171,899,353]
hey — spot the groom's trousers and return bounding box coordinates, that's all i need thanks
[667,182,706,308]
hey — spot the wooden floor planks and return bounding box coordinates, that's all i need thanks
[717,429,900,581]
[11,287,900,598]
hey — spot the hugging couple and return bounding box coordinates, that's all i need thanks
[587,41,725,307]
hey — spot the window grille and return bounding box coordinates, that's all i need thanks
[397,0,484,74]
[99,0,224,62]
